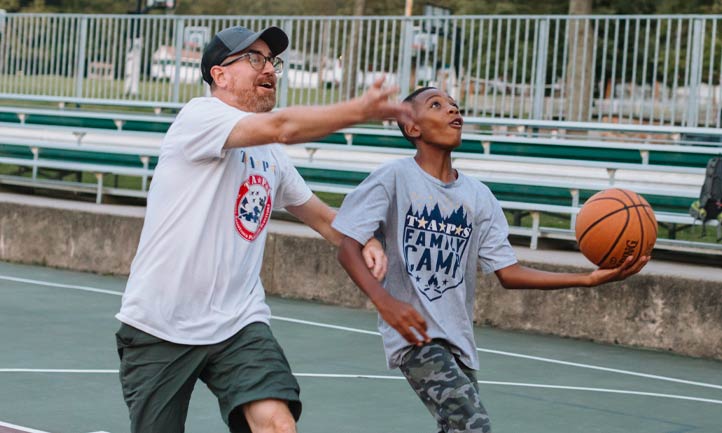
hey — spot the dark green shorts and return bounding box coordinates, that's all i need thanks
[116,321,301,433]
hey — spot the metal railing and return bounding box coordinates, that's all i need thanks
[2,13,722,128]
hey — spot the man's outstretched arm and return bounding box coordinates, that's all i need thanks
[224,77,412,149]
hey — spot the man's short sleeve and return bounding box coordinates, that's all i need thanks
[168,98,247,162]
[477,196,518,273]
[332,168,392,245]
[272,146,313,209]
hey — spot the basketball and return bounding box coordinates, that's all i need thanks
[575,188,657,268]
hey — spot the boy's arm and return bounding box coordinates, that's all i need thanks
[495,256,649,290]
[286,195,387,279]
[338,236,431,346]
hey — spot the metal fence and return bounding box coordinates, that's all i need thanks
[2,13,722,128]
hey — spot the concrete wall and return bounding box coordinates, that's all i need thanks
[2,194,721,361]
[0,197,144,275]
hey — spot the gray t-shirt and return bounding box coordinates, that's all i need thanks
[332,157,517,370]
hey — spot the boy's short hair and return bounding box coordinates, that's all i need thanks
[397,86,437,145]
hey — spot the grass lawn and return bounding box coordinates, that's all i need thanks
[0,74,357,112]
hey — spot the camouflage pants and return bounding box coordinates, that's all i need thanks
[399,341,491,433]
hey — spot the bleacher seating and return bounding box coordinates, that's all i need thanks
[0,106,174,133]
[463,116,722,144]
[0,106,720,255]
[0,136,158,203]
[321,126,722,168]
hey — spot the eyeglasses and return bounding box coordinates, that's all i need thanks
[220,51,284,74]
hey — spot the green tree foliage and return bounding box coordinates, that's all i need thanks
[2,0,722,15]
[0,0,20,11]
[593,0,658,14]
[3,0,134,13]
[445,0,567,15]
[172,0,407,16]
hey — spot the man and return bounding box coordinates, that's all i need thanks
[115,25,410,433]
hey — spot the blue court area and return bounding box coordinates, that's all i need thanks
[0,260,720,433]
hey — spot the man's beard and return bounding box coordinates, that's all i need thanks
[237,88,276,113]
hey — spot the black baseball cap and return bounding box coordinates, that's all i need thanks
[201,25,289,85]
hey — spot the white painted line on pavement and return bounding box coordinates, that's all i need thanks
[3,274,720,392]
[0,420,51,433]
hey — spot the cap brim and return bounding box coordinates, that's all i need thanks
[228,26,289,57]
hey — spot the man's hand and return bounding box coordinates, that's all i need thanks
[362,238,387,281]
[588,255,650,286]
[358,77,413,125]
[376,295,431,347]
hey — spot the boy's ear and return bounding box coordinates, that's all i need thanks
[403,121,421,139]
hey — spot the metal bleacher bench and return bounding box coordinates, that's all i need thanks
[0,157,154,204]
[0,111,719,255]
[0,136,159,203]
[0,106,174,134]
[295,156,722,255]
[0,120,166,146]
[501,204,720,254]
[463,116,722,144]
[303,128,706,212]
[303,172,721,255]
[330,126,722,168]
[304,138,706,188]
[0,105,166,202]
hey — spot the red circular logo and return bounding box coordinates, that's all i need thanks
[235,175,272,241]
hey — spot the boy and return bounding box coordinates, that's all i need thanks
[332,87,648,433]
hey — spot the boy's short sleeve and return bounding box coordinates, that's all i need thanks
[477,196,518,273]
[332,168,392,245]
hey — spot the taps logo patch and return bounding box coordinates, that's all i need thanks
[235,175,272,241]
[403,204,472,302]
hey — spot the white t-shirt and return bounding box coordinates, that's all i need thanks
[116,97,313,345]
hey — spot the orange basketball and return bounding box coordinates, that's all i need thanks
[575,188,657,268]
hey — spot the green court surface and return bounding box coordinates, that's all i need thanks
[0,260,720,433]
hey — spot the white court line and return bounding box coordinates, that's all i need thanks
[1,369,720,406]
[0,276,123,297]
[0,369,117,374]
[272,316,380,335]
[0,419,109,433]
[477,381,722,405]
[474,347,722,391]
[0,420,51,433]
[2,274,721,392]
[293,374,722,405]
[272,316,722,391]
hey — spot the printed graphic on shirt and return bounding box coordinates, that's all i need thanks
[403,204,472,302]
[235,174,272,241]
[240,149,274,174]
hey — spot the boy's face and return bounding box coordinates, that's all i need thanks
[406,89,463,149]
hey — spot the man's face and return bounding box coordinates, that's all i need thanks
[214,39,278,113]
[408,89,463,148]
